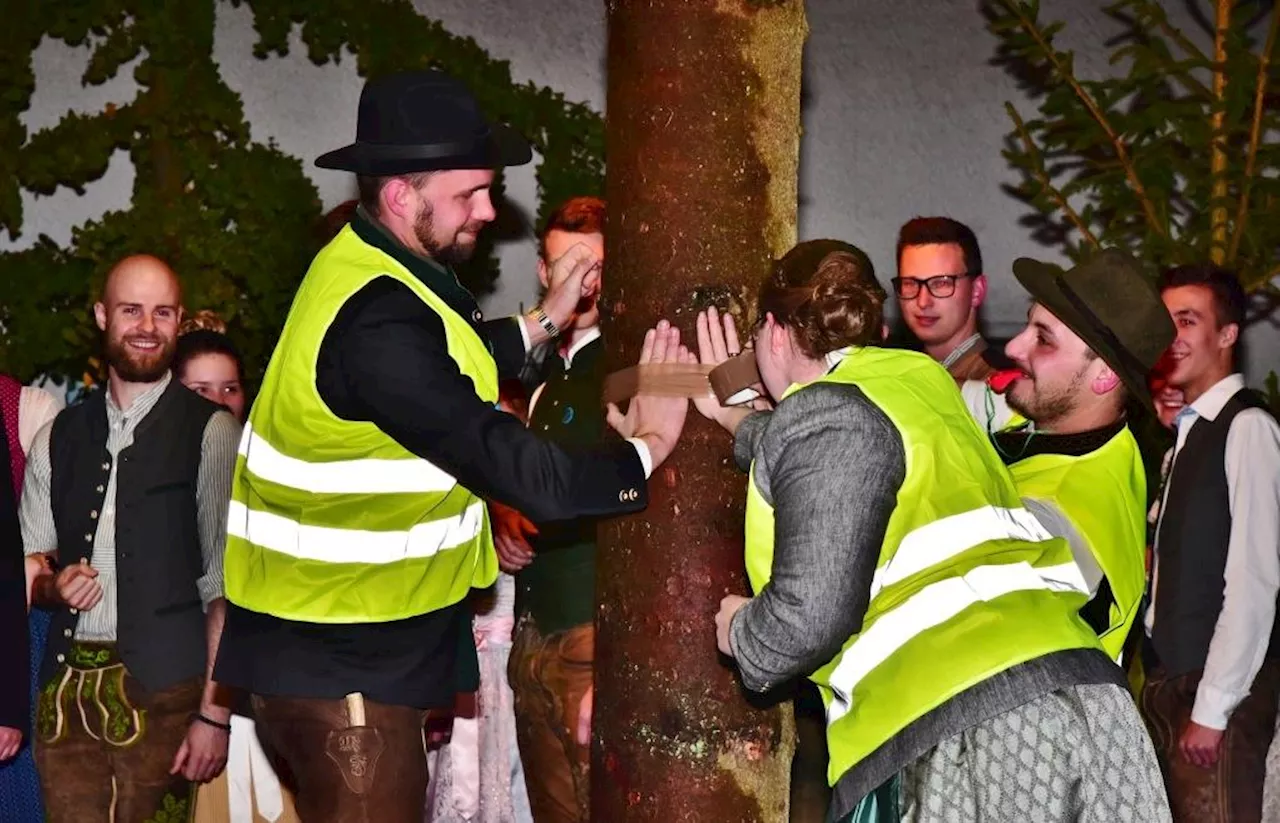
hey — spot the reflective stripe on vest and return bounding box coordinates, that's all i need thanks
[224,225,500,623]
[238,421,461,495]
[826,560,1086,724]
[1010,426,1147,660]
[226,499,486,565]
[742,347,1102,786]
[868,504,1055,599]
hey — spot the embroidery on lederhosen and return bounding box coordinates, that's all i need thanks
[38,646,144,747]
[325,726,386,795]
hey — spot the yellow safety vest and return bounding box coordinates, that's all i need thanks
[743,347,1102,785]
[224,225,499,622]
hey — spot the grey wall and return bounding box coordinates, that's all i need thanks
[5,0,1277,381]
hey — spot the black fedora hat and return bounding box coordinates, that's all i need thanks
[1012,249,1175,411]
[316,70,532,175]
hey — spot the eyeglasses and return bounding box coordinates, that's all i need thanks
[891,273,975,299]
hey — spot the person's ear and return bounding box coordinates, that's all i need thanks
[1092,362,1121,396]
[1218,321,1239,350]
[767,313,787,355]
[970,274,987,309]
[381,177,418,222]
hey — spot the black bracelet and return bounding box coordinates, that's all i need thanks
[192,713,232,733]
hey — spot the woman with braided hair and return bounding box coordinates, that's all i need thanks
[175,311,247,423]
[687,239,1170,822]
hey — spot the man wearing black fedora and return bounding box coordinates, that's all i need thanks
[963,250,1176,668]
[214,70,690,822]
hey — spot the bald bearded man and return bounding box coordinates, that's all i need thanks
[21,255,241,823]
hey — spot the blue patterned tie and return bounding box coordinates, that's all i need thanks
[1173,405,1198,436]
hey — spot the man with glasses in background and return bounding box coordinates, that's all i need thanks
[893,216,1000,383]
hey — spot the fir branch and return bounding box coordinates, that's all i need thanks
[1114,0,1212,99]
[1227,5,1279,263]
[1006,103,1101,250]
[1151,4,1212,67]
[1209,0,1231,262]
[1002,0,1167,237]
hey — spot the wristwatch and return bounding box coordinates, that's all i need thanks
[529,305,560,339]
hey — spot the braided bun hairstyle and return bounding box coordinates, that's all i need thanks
[174,310,243,384]
[756,239,886,359]
[178,309,227,336]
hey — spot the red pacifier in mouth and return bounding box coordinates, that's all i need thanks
[988,369,1024,394]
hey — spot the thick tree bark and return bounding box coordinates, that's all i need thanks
[593,2,807,821]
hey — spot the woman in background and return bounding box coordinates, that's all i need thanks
[175,311,247,422]
[177,313,303,823]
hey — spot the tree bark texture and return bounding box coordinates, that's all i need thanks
[594,2,807,821]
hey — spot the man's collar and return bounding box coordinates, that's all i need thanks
[992,417,1127,464]
[561,327,602,367]
[941,333,984,370]
[349,205,483,326]
[351,204,450,276]
[106,371,172,415]
[1188,373,1245,422]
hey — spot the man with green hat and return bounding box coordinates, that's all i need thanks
[962,249,1175,663]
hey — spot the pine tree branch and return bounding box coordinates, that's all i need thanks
[1246,264,1280,298]
[1124,0,1212,98]
[1209,0,1232,263]
[1152,5,1212,67]
[1003,0,1167,238]
[1227,4,1279,263]
[1006,103,1101,251]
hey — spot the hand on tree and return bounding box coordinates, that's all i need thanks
[715,594,750,656]
[491,501,538,573]
[576,685,593,747]
[606,320,690,470]
[0,726,22,761]
[1178,720,1225,768]
[540,243,602,332]
[54,562,103,612]
[692,308,771,433]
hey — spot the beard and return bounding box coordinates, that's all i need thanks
[1005,362,1088,428]
[414,202,483,267]
[104,331,175,383]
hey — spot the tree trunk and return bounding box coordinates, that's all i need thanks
[593,2,807,821]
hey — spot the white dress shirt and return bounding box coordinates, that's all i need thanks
[518,322,650,476]
[527,326,602,417]
[18,385,63,454]
[1146,373,1280,729]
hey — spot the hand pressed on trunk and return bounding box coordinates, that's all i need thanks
[606,320,690,470]
[691,307,770,435]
